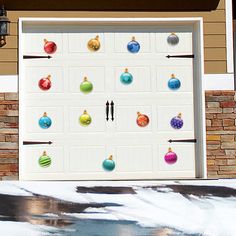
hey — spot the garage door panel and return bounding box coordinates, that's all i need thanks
[68,29,105,53]
[156,65,193,92]
[157,144,195,172]
[157,105,194,132]
[69,146,106,172]
[115,145,153,172]
[69,106,106,133]
[68,66,106,93]
[25,106,64,133]
[114,66,151,93]
[155,32,192,53]
[25,66,64,93]
[115,105,152,132]
[24,146,64,173]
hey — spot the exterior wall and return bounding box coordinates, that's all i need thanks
[0,91,236,179]
[0,0,227,75]
[206,91,236,178]
[0,93,18,180]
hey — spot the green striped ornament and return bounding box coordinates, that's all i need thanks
[39,151,51,168]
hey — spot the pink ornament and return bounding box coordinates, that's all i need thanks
[164,148,177,164]
[44,39,57,54]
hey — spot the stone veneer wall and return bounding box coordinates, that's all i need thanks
[206,91,236,178]
[0,93,18,180]
[0,91,236,180]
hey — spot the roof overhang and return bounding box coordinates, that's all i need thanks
[0,0,220,11]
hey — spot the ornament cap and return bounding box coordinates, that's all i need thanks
[168,147,172,152]
[108,155,113,160]
[125,68,129,73]
[171,73,175,78]
[42,151,47,156]
[95,35,99,40]
[83,76,88,81]
[44,39,48,44]
[137,111,141,116]
[171,32,176,35]
[47,75,51,80]
[43,112,47,117]
[177,113,182,118]
[131,36,136,41]
[83,110,88,114]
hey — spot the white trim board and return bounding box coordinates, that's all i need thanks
[0,74,234,92]
[225,0,234,73]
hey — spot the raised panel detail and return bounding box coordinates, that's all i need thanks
[25,66,64,93]
[116,145,153,172]
[69,106,106,132]
[69,146,105,172]
[26,107,64,133]
[24,147,64,173]
[68,66,105,93]
[114,66,151,92]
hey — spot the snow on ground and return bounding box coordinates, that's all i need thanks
[0,180,236,236]
[0,221,59,236]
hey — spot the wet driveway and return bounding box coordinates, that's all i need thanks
[0,180,236,235]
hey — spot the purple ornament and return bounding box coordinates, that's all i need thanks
[164,148,177,164]
[170,113,183,129]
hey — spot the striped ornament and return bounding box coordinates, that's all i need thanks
[38,151,51,168]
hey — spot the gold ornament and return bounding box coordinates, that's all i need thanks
[87,35,100,52]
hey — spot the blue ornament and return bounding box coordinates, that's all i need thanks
[103,155,115,171]
[170,113,183,129]
[168,74,181,90]
[39,112,52,129]
[127,36,140,53]
[120,68,133,85]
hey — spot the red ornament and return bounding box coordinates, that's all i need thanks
[164,148,177,164]
[136,112,149,127]
[38,75,52,91]
[44,39,57,54]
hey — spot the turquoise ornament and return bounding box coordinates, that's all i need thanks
[168,74,181,90]
[39,112,52,129]
[103,155,115,171]
[127,36,140,53]
[120,68,133,85]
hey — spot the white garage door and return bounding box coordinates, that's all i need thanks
[19,18,205,180]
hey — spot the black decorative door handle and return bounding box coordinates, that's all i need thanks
[23,141,52,145]
[23,55,52,59]
[111,101,114,121]
[106,101,109,121]
[168,139,197,143]
[166,54,194,58]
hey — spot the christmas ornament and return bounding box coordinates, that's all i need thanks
[164,147,177,164]
[170,113,184,129]
[136,112,149,127]
[38,151,51,168]
[87,35,100,51]
[44,39,57,54]
[38,112,52,129]
[127,36,140,53]
[168,74,181,90]
[38,75,52,91]
[79,110,92,126]
[120,68,133,85]
[103,155,115,171]
[167,33,179,46]
[80,77,93,93]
